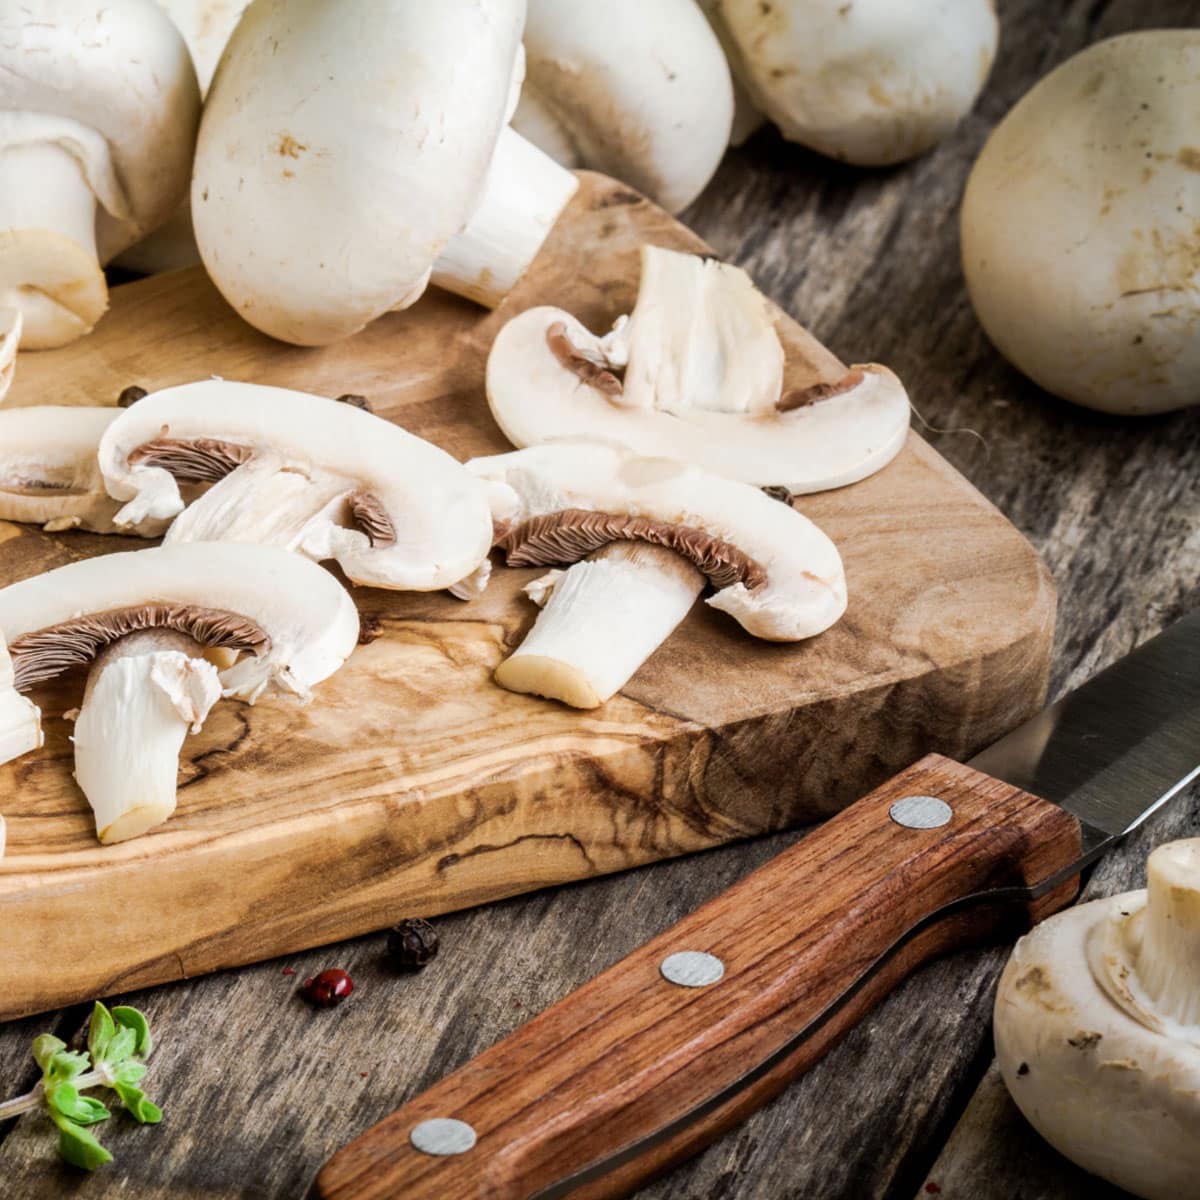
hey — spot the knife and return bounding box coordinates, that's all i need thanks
[313,615,1200,1200]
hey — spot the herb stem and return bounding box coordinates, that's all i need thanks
[0,1068,112,1121]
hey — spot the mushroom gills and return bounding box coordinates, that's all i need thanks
[496,541,704,708]
[72,628,220,844]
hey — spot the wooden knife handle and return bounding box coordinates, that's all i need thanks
[313,755,1082,1200]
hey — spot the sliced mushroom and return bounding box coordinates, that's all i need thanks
[0,1,201,354]
[0,542,359,843]
[0,628,43,853]
[98,381,494,594]
[511,0,734,214]
[995,839,1200,1200]
[0,406,172,535]
[192,0,579,346]
[469,442,846,706]
[486,244,910,494]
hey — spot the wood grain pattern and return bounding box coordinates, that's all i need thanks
[0,174,1053,1020]
[314,755,1081,1200]
[1,2,1196,1197]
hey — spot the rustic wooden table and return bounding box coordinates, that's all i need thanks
[2,0,1197,1195]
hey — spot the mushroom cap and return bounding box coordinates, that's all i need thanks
[0,0,201,260]
[962,30,1200,416]
[192,0,526,345]
[98,381,494,592]
[468,441,847,640]
[995,891,1200,1200]
[0,406,147,534]
[155,0,251,91]
[707,0,997,165]
[511,0,734,213]
[0,542,359,702]
[486,305,910,493]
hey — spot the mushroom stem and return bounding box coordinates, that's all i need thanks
[0,142,106,349]
[429,127,579,309]
[1137,839,1200,1028]
[494,541,704,709]
[161,454,352,552]
[72,629,220,845]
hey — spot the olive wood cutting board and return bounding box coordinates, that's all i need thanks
[0,172,1054,1019]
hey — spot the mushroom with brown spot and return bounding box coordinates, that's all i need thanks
[191,0,579,346]
[486,244,911,494]
[469,442,846,707]
[995,838,1200,1199]
[98,381,495,596]
[0,542,359,843]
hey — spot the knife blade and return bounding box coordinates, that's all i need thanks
[313,615,1200,1200]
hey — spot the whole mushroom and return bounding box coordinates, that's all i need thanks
[192,0,579,346]
[511,0,734,213]
[962,30,1200,415]
[0,0,201,354]
[995,838,1200,1200]
[702,0,998,165]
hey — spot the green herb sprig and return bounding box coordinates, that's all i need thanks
[0,1003,162,1170]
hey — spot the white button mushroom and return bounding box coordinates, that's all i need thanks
[469,442,847,706]
[0,542,360,843]
[0,629,42,860]
[192,0,580,346]
[0,0,201,357]
[962,30,1200,415]
[117,0,253,274]
[98,381,495,595]
[702,0,998,165]
[510,0,734,214]
[995,839,1200,1200]
[486,244,911,494]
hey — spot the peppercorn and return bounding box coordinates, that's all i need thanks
[117,385,148,408]
[301,968,354,1008]
[386,918,439,972]
[334,393,373,413]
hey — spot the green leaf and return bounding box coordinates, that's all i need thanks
[45,1050,91,1086]
[111,1060,147,1086]
[51,1113,113,1171]
[31,1034,66,1073]
[88,1003,116,1063]
[111,1082,162,1125]
[101,1025,137,1069]
[111,1007,152,1058]
[47,1085,110,1126]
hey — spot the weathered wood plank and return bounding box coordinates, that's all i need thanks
[2,0,1198,1195]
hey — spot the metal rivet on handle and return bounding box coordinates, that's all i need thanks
[889,795,953,829]
[410,1118,477,1156]
[661,950,725,988]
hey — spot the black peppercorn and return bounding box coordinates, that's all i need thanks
[118,385,148,408]
[386,918,439,972]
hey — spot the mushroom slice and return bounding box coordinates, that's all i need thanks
[192,0,579,346]
[995,839,1200,1200]
[0,2,201,351]
[470,442,846,706]
[99,381,494,594]
[0,622,40,855]
[511,0,734,214]
[0,542,359,842]
[486,244,911,494]
[0,406,172,535]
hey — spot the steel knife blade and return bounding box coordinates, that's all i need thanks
[314,616,1200,1200]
